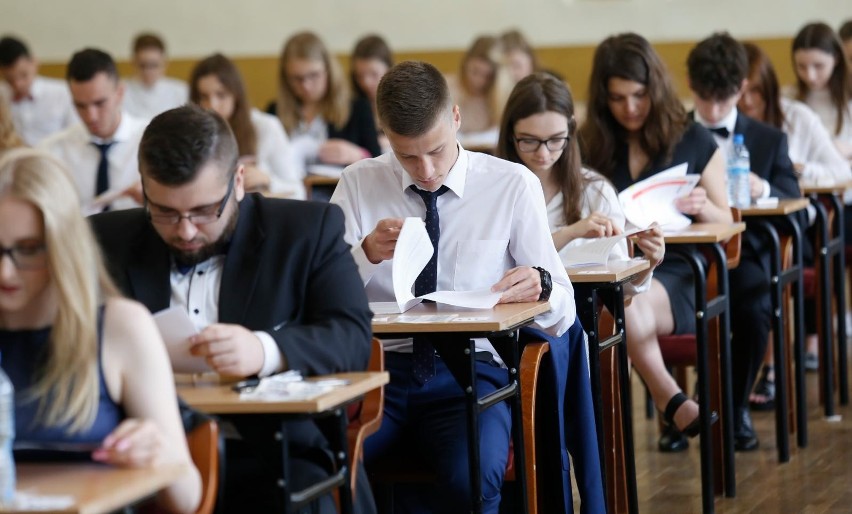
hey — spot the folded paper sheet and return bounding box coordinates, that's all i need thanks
[153,307,210,374]
[564,227,650,267]
[618,163,698,230]
[371,217,503,314]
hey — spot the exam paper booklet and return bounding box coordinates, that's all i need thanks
[153,306,211,374]
[369,217,503,315]
[563,227,650,267]
[618,163,698,230]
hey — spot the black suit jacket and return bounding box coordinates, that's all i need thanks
[89,194,372,377]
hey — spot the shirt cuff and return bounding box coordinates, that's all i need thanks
[352,238,380,285]
[760,179,772,199]
[255,331,285,377]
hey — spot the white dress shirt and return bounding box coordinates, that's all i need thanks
[251,109,305,199]
[37,111,147,211]
[123,77,188,121]
[546,168,651,297]
[781,97,851,185]
[695,107,771,199]
[330,144,576,356]
[169,256,283,377]
[0,76,78,146]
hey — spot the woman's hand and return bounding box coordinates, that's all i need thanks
[92,419,166,468]
[319,139,368,165]
[631,223,665,269]
[674,186,708,216]
[565,211,619,239]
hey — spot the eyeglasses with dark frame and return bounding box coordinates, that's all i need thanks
[514,136,570,153]
[145,178,235,226]
[0,243,48,270]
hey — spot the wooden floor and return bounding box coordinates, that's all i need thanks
[623,346,852,513]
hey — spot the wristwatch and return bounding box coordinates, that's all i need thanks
[532,266,552,301]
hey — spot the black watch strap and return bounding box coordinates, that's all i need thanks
[532,266,552,301]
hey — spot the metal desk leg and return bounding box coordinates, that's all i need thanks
[276,421,293,513]
[829,194,849,406]
[784,213,807,448]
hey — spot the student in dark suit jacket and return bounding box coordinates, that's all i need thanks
[687,33,801,452]
[89,105,375,513]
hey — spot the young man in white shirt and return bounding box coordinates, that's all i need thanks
[0,36,77,145]
[330,61,581,513]
[39,48,147,211]
[123,33,188,121]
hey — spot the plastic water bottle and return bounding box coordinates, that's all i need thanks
[0,353,15,507]
[727,133,751,208]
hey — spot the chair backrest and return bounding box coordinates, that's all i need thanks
[186,419,220,514]
[726,207,743,269]
[347,337,385,492]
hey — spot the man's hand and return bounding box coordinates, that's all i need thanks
[189,323,265,377]
[748,172,765,200]
[492,266,542,304]
[362,218,404,264]
[674,186,708,216]
[92,419,165,468]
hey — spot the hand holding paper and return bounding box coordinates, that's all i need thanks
[153,307,209,374]
[618,163,698,230]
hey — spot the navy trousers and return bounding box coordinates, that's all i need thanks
[365,351,511,514]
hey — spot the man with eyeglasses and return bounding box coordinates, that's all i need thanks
[330,61,579,513]
[89,104,375,514]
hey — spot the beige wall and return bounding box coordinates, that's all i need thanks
[4,1,851,106]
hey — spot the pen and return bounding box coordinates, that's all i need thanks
[231,376,261,393]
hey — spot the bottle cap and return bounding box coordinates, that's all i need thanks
[733,133,745,144]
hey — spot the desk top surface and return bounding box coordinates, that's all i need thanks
[371,301,550,334]
[566,259,650,283]
[740,198,810,216]
[303,175,340,186]
[177,371,388,415]
[663,222,746,244]
[6,463,187,514]
[801,181,852,194]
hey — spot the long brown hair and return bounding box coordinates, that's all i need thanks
[350,34,393,98]
[497,73,587,226]
[579,33,687,180]
[460,35,506,126]
[792,22,851,135]
[189,53,257,157]
[743,42,785,129]
[276,31,351,134]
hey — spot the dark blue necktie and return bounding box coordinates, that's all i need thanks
[93,141,114,199]
[409,184,449,384]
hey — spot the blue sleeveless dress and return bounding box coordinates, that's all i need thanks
[0,310,125,461]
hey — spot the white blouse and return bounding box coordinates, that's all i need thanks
[781,97,851,185]
[802,89,852,159]
[546,168,651,297]
[251,109,305,199]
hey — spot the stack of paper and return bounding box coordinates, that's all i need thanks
[564,227,649,267]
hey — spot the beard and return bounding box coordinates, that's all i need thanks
[167,204,240,266]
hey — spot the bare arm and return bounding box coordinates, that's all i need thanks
[100,298,201,514]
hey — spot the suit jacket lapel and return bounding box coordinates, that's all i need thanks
[734,113,748,138]
[127,225,172,313]
[219,195,265,324]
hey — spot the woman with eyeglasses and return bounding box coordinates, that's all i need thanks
[269,31,381,177]
[189,53,304,199]
[579,33,732,452]
[0,148,200,512]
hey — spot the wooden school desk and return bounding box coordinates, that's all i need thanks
[801,183,850,416]
[371,301,550,514]
[179,371,389,514]
[664,221,746,512]
[568,258,649,514]
[6,463,188,514]
[303,175,340,200]
[741,198,810,463]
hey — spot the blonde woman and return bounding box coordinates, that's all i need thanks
[269,31,380,176]
[0,148,200,513]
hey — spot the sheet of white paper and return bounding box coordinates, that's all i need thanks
[618,163,697,230]
[390,217,432,312]
[370,302,406,315]
[421,289,502,309]
[563,227,649,267]
[153,307,209,374]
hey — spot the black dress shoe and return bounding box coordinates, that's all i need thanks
[658,423,689,452]
[734,407,759,452]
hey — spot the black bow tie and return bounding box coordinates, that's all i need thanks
[708,126,730,139]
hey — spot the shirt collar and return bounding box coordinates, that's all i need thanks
[397,142,468,198]
[90,111,134,145]
[695,106,738,137]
